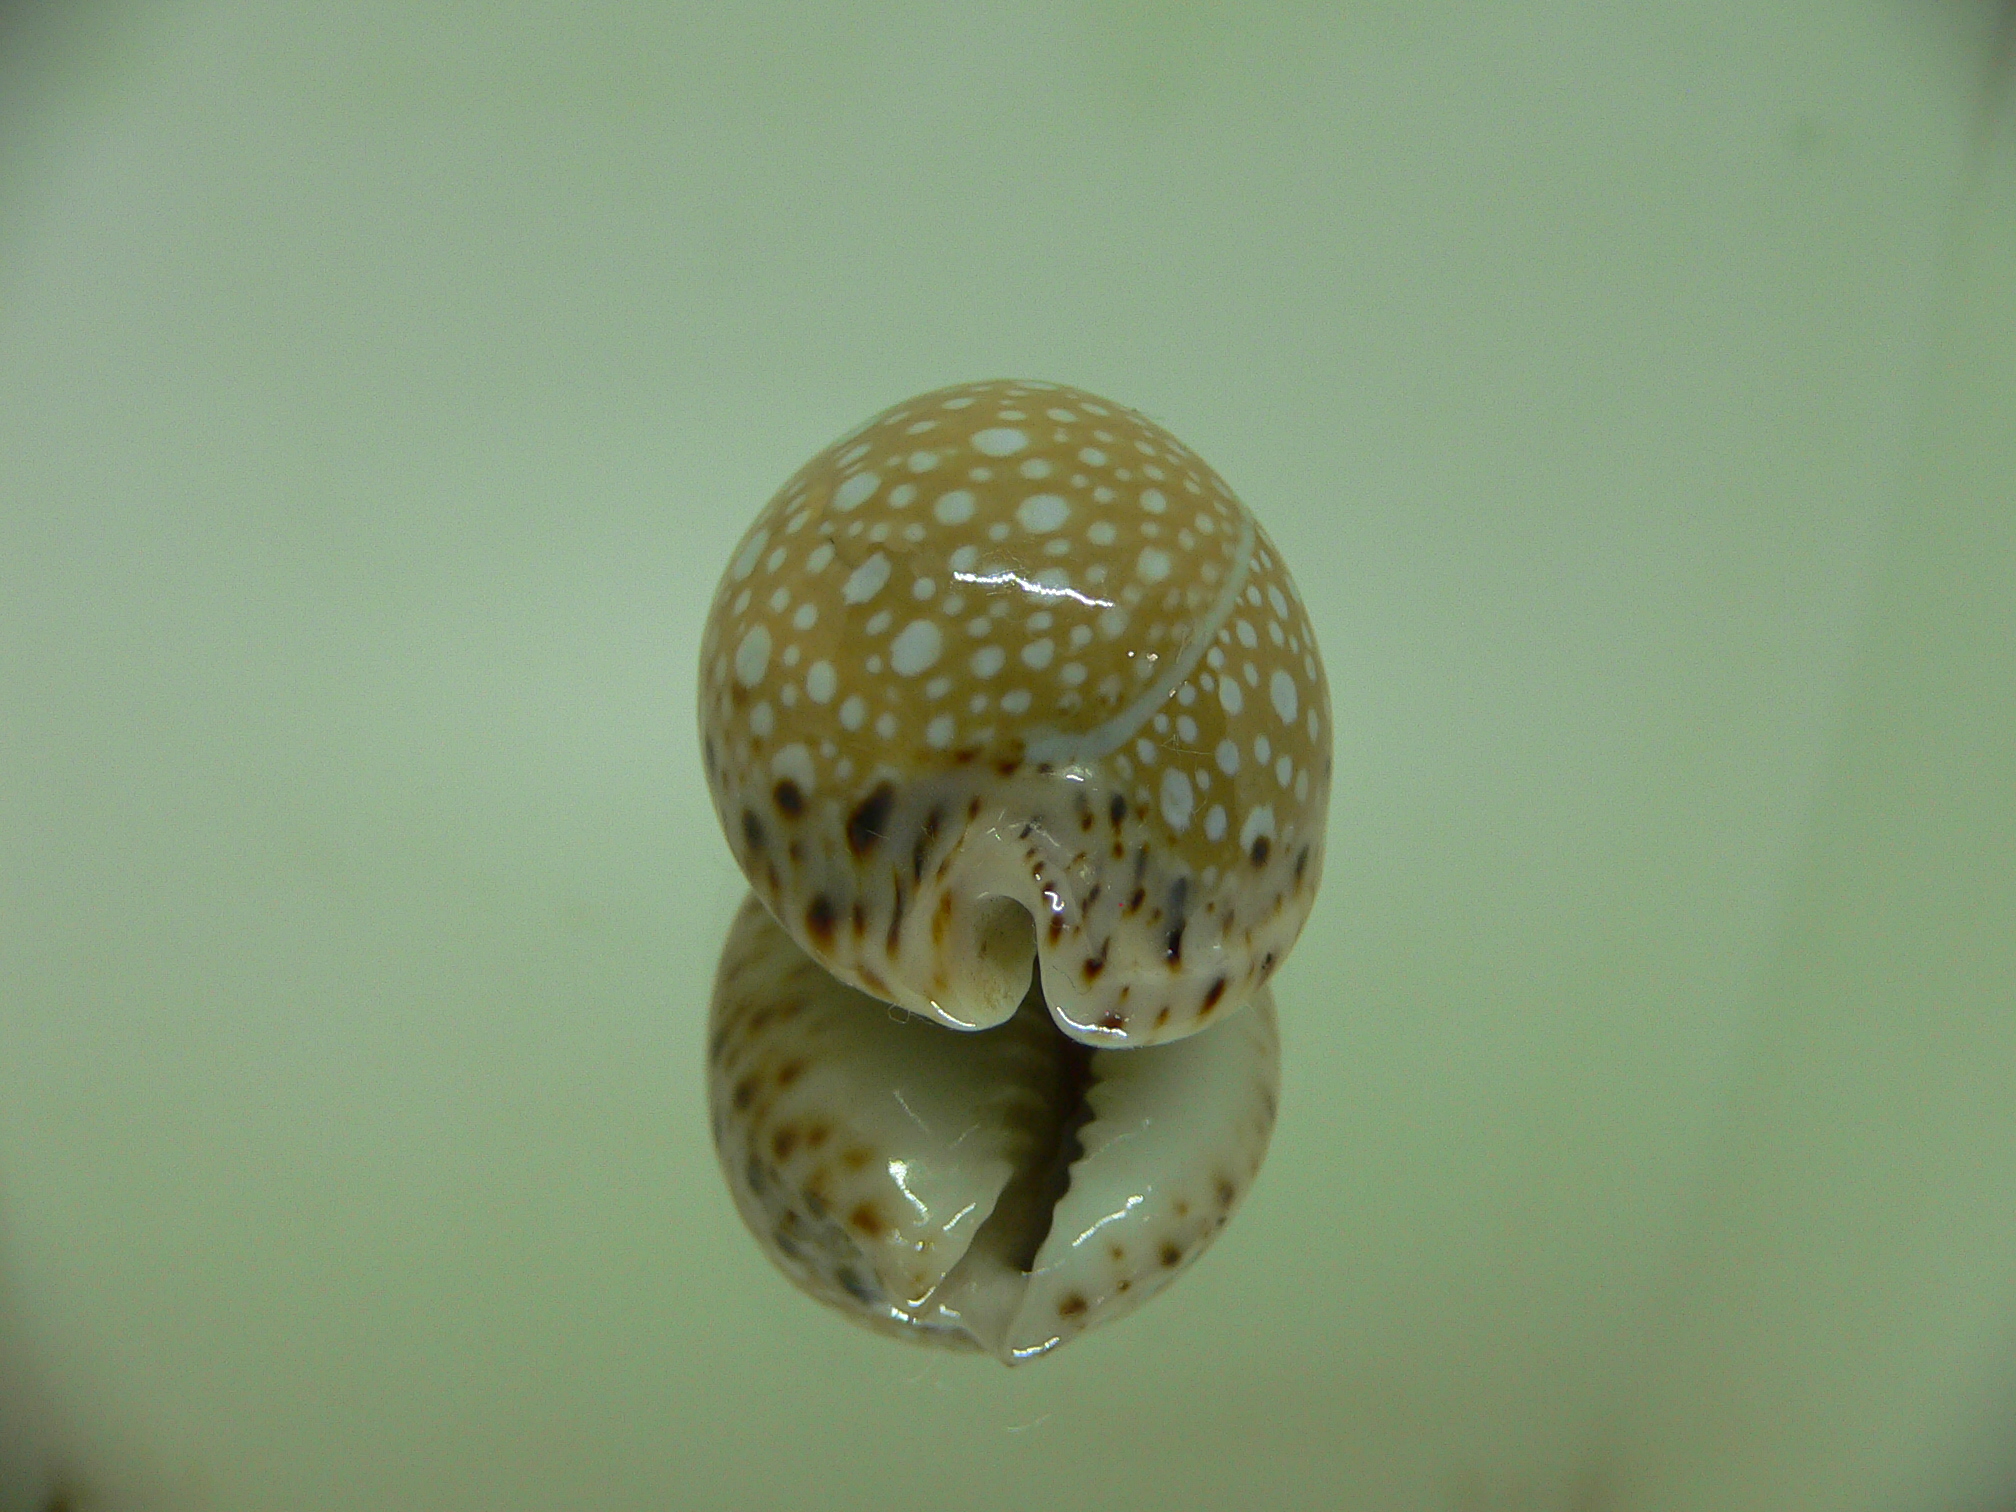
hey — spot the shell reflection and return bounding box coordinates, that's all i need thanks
[707,894,1279,1363]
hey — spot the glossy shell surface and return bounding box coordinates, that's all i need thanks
[699,380,1331,1047]
[707,894,1280,1363]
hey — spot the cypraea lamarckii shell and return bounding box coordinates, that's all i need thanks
[699,379,1330,1049]
[707,894,1279,1364]
[698,380,1325,1361]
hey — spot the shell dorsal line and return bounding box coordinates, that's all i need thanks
[1022,508,1257,769]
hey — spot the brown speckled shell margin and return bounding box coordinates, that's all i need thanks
[700,380,1331,1047]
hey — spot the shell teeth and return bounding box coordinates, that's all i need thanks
[709,893,1280,1363]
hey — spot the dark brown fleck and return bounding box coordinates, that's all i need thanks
[1159,1241,1183,1268]
[911,806,942,882]
[886,875,908,952]
[846,783,896,856]
[1057,1293,1089,1318]
[805,894,836,945]
[1200,977,1228,1014]
[1250,834,1271,867]
[772,779,804,817]
[741,808,765,850]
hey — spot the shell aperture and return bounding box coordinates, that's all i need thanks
[707,895,1280,1363]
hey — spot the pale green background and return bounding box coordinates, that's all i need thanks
[2,3,2013,1509]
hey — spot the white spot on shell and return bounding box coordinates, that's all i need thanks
[770,743,814,793]
[749,701,774,737]
[792,602,818,631]
[839,695,866,731]
[834,472,880,511]
[1160,768,1194,832]
[925,714,956,748]
[1141,488,1167,514]
[842,553,893,604]
[1022,639,1054,670]
[1216,738,1240,775]
[972,427,1027,456]
[1271,669,1298,722]
[806,542,835,574]
[890,620,943,676]
[1218,675,1243,715]
[1240,805,1277,855]
[730,529,770,582]
[734,625,772,687]
[934,490,976,525]
[805,661,836,703]
[970,645,1006,677]
[1017,494,1070,533]
[1136,547,1172,583]
[1205,804,1228,841]
[999,688,1032,714]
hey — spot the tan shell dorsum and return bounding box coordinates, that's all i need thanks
[707,894,1280,1363]
[699,380,1330,1047]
